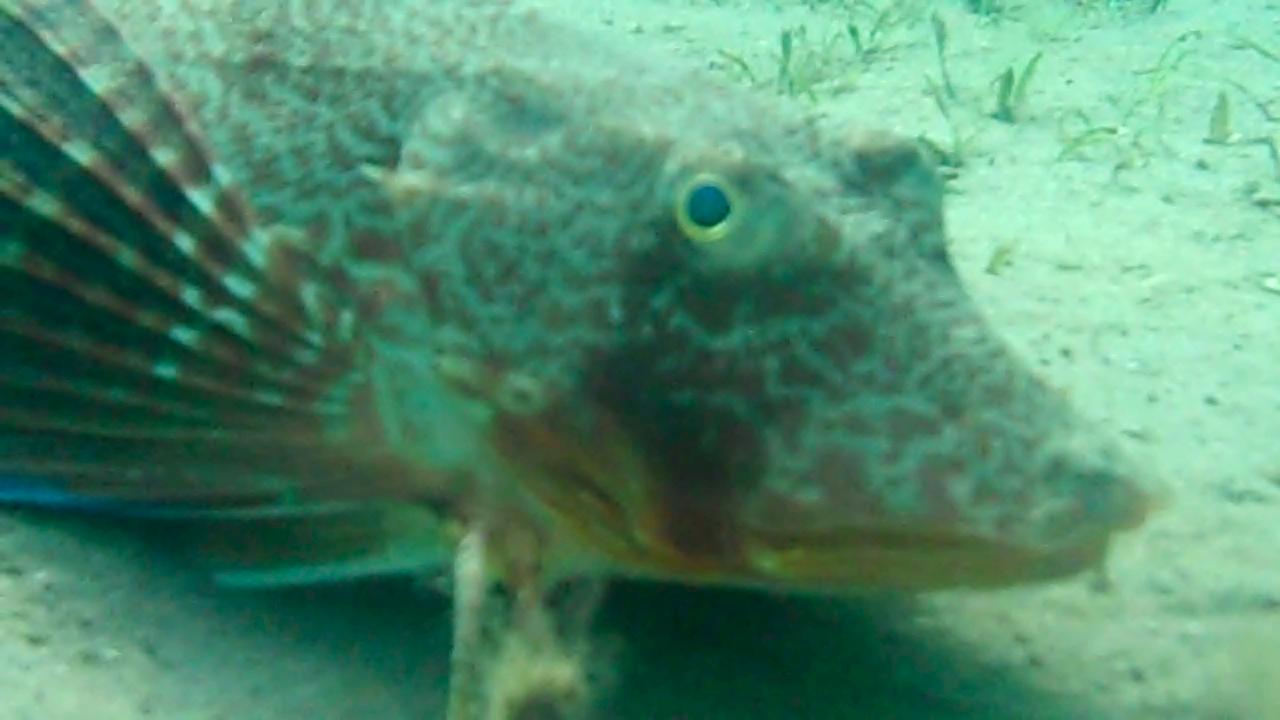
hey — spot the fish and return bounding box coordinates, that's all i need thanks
[0,0,1157,716]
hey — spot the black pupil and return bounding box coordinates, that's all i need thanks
[686,183,731,228]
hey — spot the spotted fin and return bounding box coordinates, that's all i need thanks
[0,0,450,545]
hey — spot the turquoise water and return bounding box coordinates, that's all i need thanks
[2,1,1279,718]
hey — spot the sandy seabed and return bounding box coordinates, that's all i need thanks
[2,1,1278,718]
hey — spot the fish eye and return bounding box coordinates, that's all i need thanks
[675,173,739,245]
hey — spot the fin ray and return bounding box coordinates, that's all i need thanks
[0,1,438,531]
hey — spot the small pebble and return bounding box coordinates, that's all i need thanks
[78,645,123,665]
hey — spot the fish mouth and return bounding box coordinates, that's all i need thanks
[485,399,1157,592]
[731,521,1128,591]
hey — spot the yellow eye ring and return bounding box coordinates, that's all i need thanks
[674,173,741,245]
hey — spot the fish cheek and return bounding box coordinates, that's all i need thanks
[582,344,767,565]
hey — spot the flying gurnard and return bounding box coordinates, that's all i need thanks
[0,0,1156,717]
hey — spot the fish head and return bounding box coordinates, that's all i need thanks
[369,24,1156,591]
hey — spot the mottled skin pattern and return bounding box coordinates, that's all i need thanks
[0,0,1152,599]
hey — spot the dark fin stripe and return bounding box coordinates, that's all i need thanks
[0,92,299,360]
[0,372,225,424]
[0,87,279,355]
[0,307,335,424]
[0,152,258,351]
[10,0,257,272]
[0,199,269,391]
[0,318,307,409]
[4,0,255,238]
[4,1,341,354]
[0,404,309,440]
[0,365,319,430]
[0,52,320,360]
[0,170,343,406]
[1,5,358,417]
[0,2,450,529]
[0,370,321,434]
